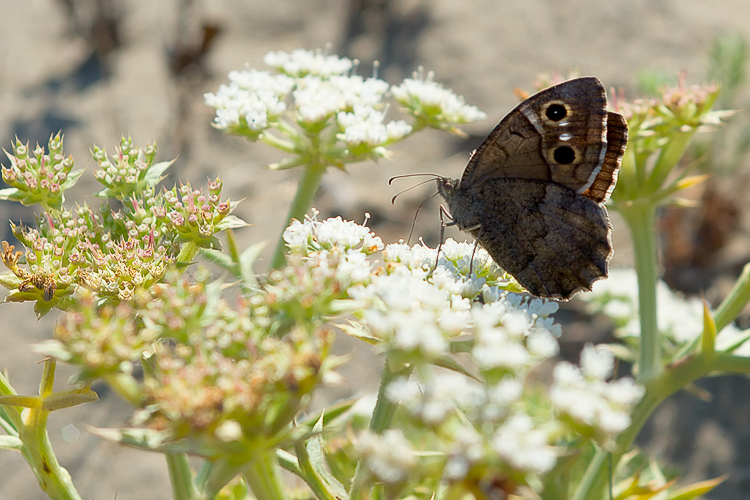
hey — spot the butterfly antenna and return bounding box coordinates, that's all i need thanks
[390,178,439,205]
[388,173,441,185]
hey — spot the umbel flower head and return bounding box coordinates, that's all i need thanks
[0,133,84,210]
[204,47,486,169]
[0,136,246,317]
[283,213,643,494]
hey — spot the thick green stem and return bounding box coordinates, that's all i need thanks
[348,360,413,500]
[270,163,326,270]
[166,452,199,500]
[18,360,83,500]
[620,201,661,382]
[243,448,287,500]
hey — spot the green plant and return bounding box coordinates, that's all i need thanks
[0,48,746,500]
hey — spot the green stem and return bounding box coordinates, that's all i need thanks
[348,360,413,500]
[243,448,287,500]
[270,163,326,270]
[166,452,199,500]
[619,201,661,382]
[18,360,83,500]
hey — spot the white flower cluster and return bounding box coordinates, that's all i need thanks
[583,268,750,354]
[336,105,412,149]
[491,413,557,474]
[385,371,555,477]
[391,69,487,124]
[264,48,353,78]
[206,48,485,157]
[204,69,294,131]
[357,429,416,484]
[550,344,644,437]
[283,210,384,255]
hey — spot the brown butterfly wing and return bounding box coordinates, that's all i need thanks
[581,112,628,204]
[461,77,609,194]
[457,178,613,300]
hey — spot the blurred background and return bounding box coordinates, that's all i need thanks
[2,0,750,498]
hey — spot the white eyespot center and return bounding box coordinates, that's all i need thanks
[559,133,573,141]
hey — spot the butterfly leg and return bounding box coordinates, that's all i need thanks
[469,240,479,275]
[430,204,458,276]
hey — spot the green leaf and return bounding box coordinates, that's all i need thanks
[338,320,380,344]
[0,187,22,201]
[144,159,175,186]
[215,215,249,231]
[32,339,74,362]
[240,242,266,287]
[60,168,85,190]
[200,248,240,275]
[669,474,727,499]
[294,413,349,500]
[41,388,99,411]
[0,435,22,450]
[701,299,717,357]
[33,297,58,319]
[432,354,479,381]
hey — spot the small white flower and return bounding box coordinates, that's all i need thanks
[282,218,313,253]
[550,346,644,438]
[580,344,614,380]
[358,429,416,484]
[491,412,557,474]
[204,70,293,131]
[264,48,353,78]
[444,424,486,480]
[392,69,487,124]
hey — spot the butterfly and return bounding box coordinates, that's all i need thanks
[437,77,628,300]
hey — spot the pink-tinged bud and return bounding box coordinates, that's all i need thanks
[2,167,16,182]
[169,211,185,226]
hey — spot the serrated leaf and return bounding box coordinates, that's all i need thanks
[144,159,175,186]
[215,215,249,231]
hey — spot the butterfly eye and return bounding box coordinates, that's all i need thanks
[552,145,576,164]
[545,103,567,122]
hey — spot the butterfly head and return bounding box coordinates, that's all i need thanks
[436,177,460,199]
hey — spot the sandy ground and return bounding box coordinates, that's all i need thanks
[2,0,750,498]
